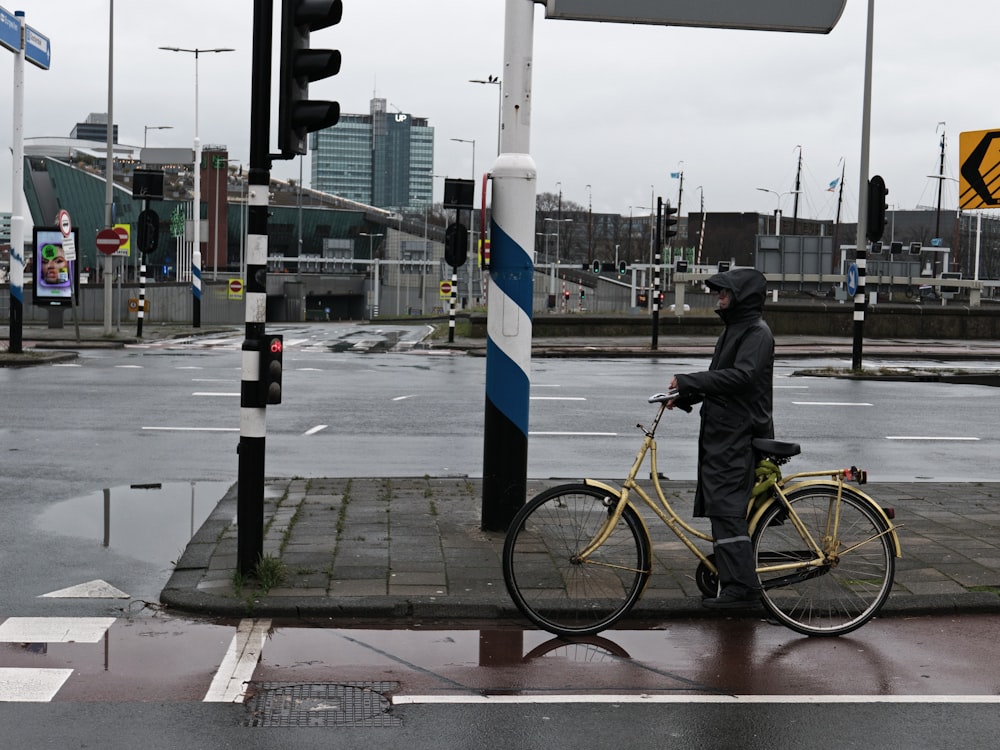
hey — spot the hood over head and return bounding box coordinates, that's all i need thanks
[705,267,767,321]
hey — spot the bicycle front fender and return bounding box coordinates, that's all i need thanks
[750,480,901,558]
[582,479,653,541]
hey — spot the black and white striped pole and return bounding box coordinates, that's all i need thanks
[237,0,273,576]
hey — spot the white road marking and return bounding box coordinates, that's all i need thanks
[530,396,586,401]
[142,426,240,432]
[192,392,240,397]
[115,365,143,369]
[304,424,328,435]
[393,693,1000,705]
[0,668,73,702]
[39,580,129,599]
[0,617,115,644]
[392,395,416,401]
[792,401,873,406]
[204,618,271,703]
[886,436,980,441]
[530,431,617,437]
[51,363,81,367]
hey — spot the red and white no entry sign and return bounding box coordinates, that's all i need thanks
[57,209,71,237]
[229,279,244,294]
[95,227,122,255]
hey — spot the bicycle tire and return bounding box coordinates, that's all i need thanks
[753,484,895,637]
[502,484,651,636]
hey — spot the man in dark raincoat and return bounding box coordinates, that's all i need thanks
[668,267,774,609]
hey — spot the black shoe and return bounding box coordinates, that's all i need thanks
[702,588,762,610]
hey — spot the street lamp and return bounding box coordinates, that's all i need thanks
[158,46,235,281]
[143,124,172,148]
[756,187,797,237]
[469,75,502,156]
[543,217,572,296]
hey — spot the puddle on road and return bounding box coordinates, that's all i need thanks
[34,481,232,566]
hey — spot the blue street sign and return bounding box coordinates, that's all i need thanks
[0,6,20,55]
[847,262,859,296]
[0,6,49,69]
[24,24,49,69]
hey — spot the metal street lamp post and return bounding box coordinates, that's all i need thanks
[469,75,502,156]
[543,217,571,296]
[158,46,235,281]
[756,187,797,237]
[143,124,173,148]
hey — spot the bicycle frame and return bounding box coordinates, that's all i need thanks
[576,401,901,581]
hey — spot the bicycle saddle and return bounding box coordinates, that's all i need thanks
[752,438,801,460]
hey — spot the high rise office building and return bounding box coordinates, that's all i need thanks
[310,97,433,211]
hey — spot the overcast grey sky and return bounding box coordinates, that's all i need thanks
[1,1,993,225]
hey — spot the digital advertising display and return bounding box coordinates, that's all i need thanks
[32,227,79,306]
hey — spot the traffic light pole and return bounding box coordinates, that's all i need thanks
[651,197,662,350]
[237,0,273,576]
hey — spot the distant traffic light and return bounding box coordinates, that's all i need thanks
[278,0,343,157]
[260,334,284,405]
[592,259,601,274]
[445,222,468,267]
[663,205,678,239]
[866,175,888,243]
[618,260,627,275]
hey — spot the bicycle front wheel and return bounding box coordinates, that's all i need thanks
[753,485,895,637]
[502,484,651,636]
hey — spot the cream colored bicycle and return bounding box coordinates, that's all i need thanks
[502,393,902,637]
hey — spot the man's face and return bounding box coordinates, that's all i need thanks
[717,288,732,310]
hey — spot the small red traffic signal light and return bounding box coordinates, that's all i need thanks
[260,334,284,405]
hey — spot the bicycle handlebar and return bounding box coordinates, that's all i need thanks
[648,391,679,404]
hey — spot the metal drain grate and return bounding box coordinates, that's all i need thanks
[244,681,401,728]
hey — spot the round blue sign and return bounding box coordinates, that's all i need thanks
[847,263,859,296]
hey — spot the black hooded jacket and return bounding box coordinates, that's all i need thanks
[674,268,774,517]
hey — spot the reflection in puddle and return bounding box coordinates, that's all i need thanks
[35,481,232,566]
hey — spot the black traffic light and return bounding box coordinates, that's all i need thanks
[618,260,627,275]
[866,175,888,243]
[445,222,468,267]
[136,208,160,256]
[664,205,678,238]
[278,0,343,158]
[259,334,284,405]
[592,259,601,274]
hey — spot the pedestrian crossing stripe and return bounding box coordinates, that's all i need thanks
[0,617,115,644]
[0,668,73,702]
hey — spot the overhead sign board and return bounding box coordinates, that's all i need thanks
[24,24,49,69]
[0,6,19,54]
[959,129,1000,210]
[543,0,847,33]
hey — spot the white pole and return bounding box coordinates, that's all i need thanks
[974,212,982,281]
[103,0,115,335]
[194,50,203,283]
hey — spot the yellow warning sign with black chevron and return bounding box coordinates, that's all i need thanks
[959,129,1000,209]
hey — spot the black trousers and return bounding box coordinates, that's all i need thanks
[710,516,760,593]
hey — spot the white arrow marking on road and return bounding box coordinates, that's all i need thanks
[39,580,130,599]
[304,424,328,435]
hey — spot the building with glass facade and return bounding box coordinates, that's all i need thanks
[310,97,433,211]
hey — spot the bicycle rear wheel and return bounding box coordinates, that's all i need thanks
[503,484,651,636]
[753,485,895,637]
